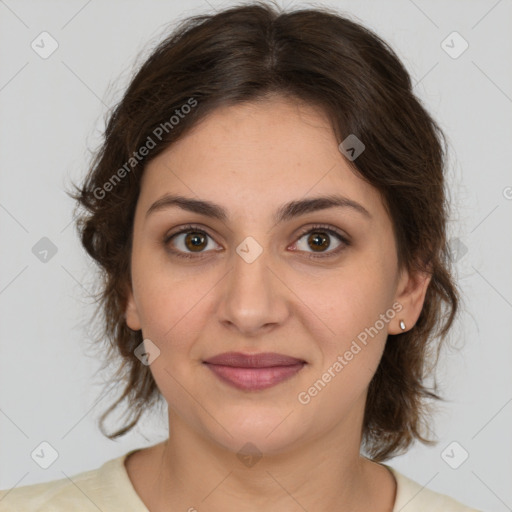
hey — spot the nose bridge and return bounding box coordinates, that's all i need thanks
[218,235,288,333]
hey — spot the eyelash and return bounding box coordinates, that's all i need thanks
[163,223,351,260]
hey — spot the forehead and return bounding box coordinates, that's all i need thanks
[138,96,385,221]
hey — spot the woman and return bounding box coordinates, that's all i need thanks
[0,2,482,510]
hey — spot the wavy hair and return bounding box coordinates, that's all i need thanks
[70,1,459,461]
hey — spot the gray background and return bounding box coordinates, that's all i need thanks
[1,1,511,511]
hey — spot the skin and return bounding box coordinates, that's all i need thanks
[123,94,431,512]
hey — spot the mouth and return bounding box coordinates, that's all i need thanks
[203,352,307,391]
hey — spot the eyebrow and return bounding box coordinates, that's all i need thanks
[145,193,371,223]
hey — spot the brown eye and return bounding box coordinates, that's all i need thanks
[293,225,350,259]
[164,225,220,259]
[184,232,208,252]
[307,231,331,252]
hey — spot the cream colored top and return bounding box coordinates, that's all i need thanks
[0,450,482,511]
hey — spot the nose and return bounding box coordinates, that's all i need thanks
[217,238,290,337]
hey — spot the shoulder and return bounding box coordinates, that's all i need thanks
[0,450,147,512]
[385,465,483,512]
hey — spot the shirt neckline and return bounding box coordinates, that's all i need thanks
[109,449,408,511]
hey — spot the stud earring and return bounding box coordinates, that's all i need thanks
[399,320,406,331]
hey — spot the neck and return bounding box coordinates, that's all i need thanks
[139,413,396,512]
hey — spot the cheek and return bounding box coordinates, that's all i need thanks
[130,262,213,411]
[293,262,396,409]
[299,259,395,342]
[135,282,199,346]
[293,270,394,415]
[130,249,218,353]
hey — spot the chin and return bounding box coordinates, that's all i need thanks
[200,408,309,458]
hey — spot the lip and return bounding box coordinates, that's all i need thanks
[204,352,305,367]
[203,352,306,391]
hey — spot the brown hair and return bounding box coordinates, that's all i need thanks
[70,1,458,461]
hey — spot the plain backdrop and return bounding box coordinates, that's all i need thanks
[0,1,511,510]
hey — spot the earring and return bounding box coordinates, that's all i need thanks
[399,320,406,331]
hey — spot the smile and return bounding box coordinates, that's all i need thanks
[203,362,306,391]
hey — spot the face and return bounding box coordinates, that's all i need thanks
[125,95,429,456]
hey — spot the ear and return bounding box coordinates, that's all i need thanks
[124,282,142,331]
[389,266,431,334]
